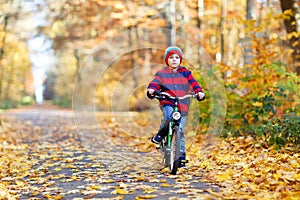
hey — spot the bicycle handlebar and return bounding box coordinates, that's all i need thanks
[157,92,196,100]
[152,91,205,101]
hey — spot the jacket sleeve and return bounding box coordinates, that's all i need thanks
[147,72,162,91]
[186,71,203,93]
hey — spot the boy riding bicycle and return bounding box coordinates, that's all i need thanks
[147,46,205,168]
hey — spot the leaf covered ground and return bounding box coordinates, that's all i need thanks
[0,107,299,199]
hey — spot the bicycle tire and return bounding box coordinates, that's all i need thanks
[162,142,170,167]
[169,126,181,175]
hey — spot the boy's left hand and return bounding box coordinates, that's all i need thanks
[197,92,205,100]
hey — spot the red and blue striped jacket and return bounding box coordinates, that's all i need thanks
[147,66,203,115]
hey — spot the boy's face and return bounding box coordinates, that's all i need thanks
[167,53,181,69]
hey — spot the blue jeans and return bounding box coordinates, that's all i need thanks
[158,105,187,154]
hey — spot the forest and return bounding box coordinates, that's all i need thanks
[1,0,299,147]
[0,0,300,198]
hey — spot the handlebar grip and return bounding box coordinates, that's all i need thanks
[153,90,161,96]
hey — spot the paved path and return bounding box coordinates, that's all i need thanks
[2,106,218,199]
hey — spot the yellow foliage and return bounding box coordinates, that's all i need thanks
[190,135,300,199]
[283,9,294,16]
[0,35,32,106]
[288,31,300,39]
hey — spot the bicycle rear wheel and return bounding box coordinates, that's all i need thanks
[169,126,181,175]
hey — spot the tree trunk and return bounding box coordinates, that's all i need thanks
[5,59,15,101]
[246,0,257,20]
[74,49,81,81]
[130,27,139,91]
[0,15,9,100]
[220,0,227,64]
[197,0,204,66]
[280,0,300,75]
[197,0,204,28]
[0,15,9,60]
[168,0,176,46]
[243,0,257,65]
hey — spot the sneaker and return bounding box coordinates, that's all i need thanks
[179,153,186,161]
[179,154,188,169]
[151,134,162,144]
[180,162,188,169]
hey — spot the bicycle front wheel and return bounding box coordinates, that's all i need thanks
[169,126,181,175]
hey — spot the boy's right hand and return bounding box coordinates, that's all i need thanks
[147,89,155,95]
[147,89,156,99]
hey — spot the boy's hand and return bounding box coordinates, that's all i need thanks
[147,89,156,99]
[197,92,205,100]
[147,89,155,95]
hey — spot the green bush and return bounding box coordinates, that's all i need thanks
[0,100,16,109]
[268,113,300,149]
[20,96,33,106]
[53,96,71,107]
[218,62,300,149]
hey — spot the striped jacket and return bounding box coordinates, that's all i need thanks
[147,66,203,115]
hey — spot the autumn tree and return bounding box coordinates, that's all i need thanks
[280,0,300,75]
[42,0,298,125]
[0,0,33,108]
[0,35,32,108]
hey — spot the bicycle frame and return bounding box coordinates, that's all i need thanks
[167,99,179,148]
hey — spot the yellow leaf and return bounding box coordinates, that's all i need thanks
[252,102,263,107]
[144,188,157,194]
[43,194,63,200]
[71,175,80,180]
[292,41,299,47]
[290,159,300,168]
[112,188,133,195]
[273,171,281,181]
[15,180,25,187]
[293,173,300,180]
[283,9,293,16]
[90,185,102,190]
[102,179,114,183]
[136,195,158,199]
[160,183,170,187]
[288,32,299,39]
[53,167,62,171]
[216,172,231,182]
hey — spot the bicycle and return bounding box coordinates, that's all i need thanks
[151,91,204,175]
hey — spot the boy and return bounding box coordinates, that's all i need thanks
[147,46,205,168]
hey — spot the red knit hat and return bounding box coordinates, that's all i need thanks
[164,46,183,65]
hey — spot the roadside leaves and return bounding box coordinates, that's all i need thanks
[189,135,300,199]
